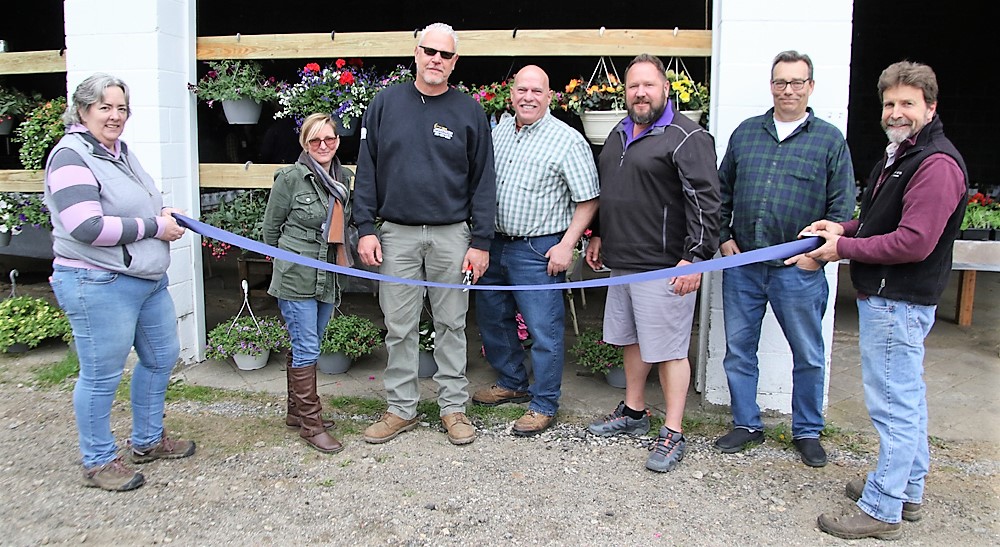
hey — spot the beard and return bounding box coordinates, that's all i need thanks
[628,98,666,125]
[884,123,912,144]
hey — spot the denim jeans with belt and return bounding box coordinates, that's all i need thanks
[476,233,566,416]
[721,262,829,438]
[278,298,334,367]
[50,266,180,468]
[856,295,934,524]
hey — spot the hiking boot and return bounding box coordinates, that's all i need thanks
[512,410,555,437]
[364,412,419,444]
[793,437,828,467]
[846,478,923,522]
[131,434,196,464]
[441,412,476,445]
[817,511,902,540]
[587,401,650,437]
[714,428,764,453]
[472,384,531,406]
[83,457,145,492]
[645,427,686,473]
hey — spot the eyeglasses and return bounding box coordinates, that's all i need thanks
[307,136,339,149]
[771,79,811,91]
[418,45,456,60]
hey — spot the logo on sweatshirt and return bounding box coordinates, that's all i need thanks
[433,123,454,140]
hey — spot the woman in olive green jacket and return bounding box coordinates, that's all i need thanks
[262,113,353,454]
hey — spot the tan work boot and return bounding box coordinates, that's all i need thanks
[817,511,902,541]
[441,412,476,445]
[512,410,555,437]
[472,384,530,406]
[288,364,344,453]
[83,457,145,492]
[285,352,334,429]
[846,477,923,522]
[364,412,419,444]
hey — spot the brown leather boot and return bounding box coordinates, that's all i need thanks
[285,351,334,429]
[287,364,344,453]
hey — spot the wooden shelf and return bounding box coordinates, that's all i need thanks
[0,50,67,75]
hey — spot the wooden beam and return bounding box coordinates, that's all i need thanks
[198,163,279,189]
[197,29,712,60]
[957,270,976,326]
[0,50,67,75]
[0,170,44,192]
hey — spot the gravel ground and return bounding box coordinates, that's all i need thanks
[1,347,998,547]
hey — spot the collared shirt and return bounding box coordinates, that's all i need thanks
[492,111,599,236]
[620,99,675,147]
[719,107,855,258]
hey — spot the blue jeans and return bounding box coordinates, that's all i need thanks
[856,296,934,524]
[278,298,334,367]
[721,262,828,438]
[476,234,565,416]
[50,266,180,468]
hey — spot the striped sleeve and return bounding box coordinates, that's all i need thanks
[46,149,163,246]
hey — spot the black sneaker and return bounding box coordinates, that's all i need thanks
[793,437,827,467]
[714,428,765,453]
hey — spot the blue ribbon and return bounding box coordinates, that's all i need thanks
[176,214,822,291]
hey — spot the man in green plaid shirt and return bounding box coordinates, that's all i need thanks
[472,65,599,436]
[715,50,854,467]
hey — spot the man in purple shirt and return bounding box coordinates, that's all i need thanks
[804,61,967,541]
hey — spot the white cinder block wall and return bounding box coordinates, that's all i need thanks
[63,0,206,363]
[702,0,855,414]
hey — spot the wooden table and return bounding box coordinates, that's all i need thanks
[952,240,1000,326]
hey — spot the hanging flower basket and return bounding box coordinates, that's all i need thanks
[580,110,626,146]
[221,98,263,125]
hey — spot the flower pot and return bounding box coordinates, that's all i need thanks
[580,110,626,146]
[961,229,991,241]
[222,98,263,125]
[991,229,1000,242]
[232,350,269,371]
[0,231,10,246]
[0,116,14,136]
[679,110,703,124]
[317,351,352,374]
[3,342,30,354]
[603,367,626,389]
[333,115,359,137]
[418,350,437,378]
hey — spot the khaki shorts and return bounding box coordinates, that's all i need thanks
[602,269,698,363]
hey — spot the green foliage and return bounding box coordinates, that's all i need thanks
[201,189,270,259]
[666,69,710,112]
[0,296,71,352]
[418,319,435,352]
[458,80,512,117]
[570,328,624,374]
[0,84,40,119]
[320,313,382,359]
[188,59,279,104]
[33,351,79,387]
[764,422,794,449]
[12,97,67,170]
[206,314,289,359]
[326,395,386,415]
[1,192,51,236]
[961,193,999,230]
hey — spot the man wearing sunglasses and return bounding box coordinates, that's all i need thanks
[354,22,496,447]
[715,50,854,467]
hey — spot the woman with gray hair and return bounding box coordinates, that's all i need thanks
[45,73,195,492]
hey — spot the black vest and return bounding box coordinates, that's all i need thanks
[850,116,968,306]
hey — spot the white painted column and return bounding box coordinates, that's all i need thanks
[701,0,854,414]
[63,0,205,363]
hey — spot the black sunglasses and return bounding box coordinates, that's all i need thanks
[418,45,456,60]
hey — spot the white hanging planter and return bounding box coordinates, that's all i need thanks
[221,98,262,125]
[233,350,269,371]
[580,110,626,146]
[679,110,704,124]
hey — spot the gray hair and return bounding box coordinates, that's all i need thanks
[63,73,131,126]
[878,61,938,105]
[419,22,458,50]
[771,50,814,80]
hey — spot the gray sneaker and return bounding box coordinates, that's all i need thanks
[587,401,650,437]
[645,427,686,473]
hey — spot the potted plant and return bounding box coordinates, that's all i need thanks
[417,318,438,378]
[570,328,626,388]
[463,80,512,124]
[0,295,71,353]
[317,313,382,374]
[276,60,412,135]
[0,192,51,246]
[561,65,626,145]
[188,59,280,124]
[12,97,67,170]
[201,189,270,260]
[666,69,710,124]
[961,192,995,241]
[206,314,289,370]
[0,84,39,136]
